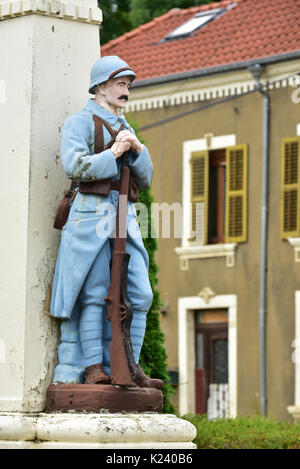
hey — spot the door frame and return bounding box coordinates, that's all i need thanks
[178,294,237,416]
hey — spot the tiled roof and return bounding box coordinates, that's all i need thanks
[101,0,300,83]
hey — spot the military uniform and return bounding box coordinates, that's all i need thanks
[50,97,153,383]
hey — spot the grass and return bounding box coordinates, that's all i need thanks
[182,414,300,449]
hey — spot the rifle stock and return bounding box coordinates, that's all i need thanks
[105,159,139,386]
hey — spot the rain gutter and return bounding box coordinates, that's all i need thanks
[260,90,270,418]
[248,64,270,417]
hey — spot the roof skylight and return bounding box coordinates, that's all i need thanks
[164,8,225,40]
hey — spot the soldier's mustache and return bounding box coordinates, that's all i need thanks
[118,95,128,101]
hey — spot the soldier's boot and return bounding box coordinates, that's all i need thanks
[84,363,111,385]
[135,364,164,390]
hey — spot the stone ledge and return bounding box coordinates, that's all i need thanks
[175,243,237,270]
[0,440,197,449]
[0,1,102,24]
[0,412,197,449]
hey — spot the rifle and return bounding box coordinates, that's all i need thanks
[105,153,139,386]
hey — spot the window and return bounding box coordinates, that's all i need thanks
[164,8,224,41]
[281,137,300,238]
[190,144,248,244]
[175,135,243,268]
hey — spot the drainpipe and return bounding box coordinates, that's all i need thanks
[248,64,270,417]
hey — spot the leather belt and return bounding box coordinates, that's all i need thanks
[78,176,139,203]
[110,181,121,191]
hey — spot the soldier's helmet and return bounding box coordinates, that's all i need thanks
[89,56,136,94]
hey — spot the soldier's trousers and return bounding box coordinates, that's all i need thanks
[54,234,153,382]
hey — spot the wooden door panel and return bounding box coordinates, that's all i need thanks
[195,320,228,414]
[195,369,206,414]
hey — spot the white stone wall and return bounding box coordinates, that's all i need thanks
[0,3,101,412]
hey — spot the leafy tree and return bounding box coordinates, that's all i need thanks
[99,0,132,45]
[129,0,219,28]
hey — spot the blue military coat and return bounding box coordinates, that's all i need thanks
[50,99,153,320]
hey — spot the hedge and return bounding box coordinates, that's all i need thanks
[182,414,300,449]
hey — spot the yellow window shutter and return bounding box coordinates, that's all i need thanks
[190,151,209,243]
[281,137,300,239]
[225,144,248,243]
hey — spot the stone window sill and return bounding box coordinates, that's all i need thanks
[175,243,237,270]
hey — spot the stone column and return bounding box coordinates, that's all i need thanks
[0,0,102,413]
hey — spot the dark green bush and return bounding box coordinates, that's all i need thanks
[127,116,176,414]
[182,414,300,449]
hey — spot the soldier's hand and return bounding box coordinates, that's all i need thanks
[116,130,143,154]
[110,141,131,159]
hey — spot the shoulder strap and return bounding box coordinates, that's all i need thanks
[93,115,105,154]
[93,114,118,137]
[101,119,119,138]
[93,114,125,152]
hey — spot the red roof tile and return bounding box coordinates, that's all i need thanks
[101,0,300,83]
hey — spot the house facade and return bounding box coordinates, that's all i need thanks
[102,0,300,420]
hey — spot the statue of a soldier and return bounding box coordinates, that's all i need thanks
[50,56,162,390]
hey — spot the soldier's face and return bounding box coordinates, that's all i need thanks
[101,76,131,111]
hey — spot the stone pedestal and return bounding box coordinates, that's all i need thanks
[46,383,163,413]
[0,413,197,449]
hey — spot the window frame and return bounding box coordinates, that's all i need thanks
[164,8,225,41]
[175,134,238,269]
[281,137,300,239]
[207,149,226,244]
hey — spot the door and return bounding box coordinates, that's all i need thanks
[195,309,228,414]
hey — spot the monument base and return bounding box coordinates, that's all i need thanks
[0,412,197,449]
[46,383,163,413]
